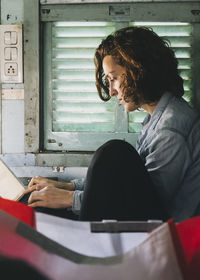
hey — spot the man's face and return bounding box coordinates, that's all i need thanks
[102,55,139,112]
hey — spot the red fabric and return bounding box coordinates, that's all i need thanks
[0,197,36,228]
[0,223,52,279]
[0,213,186,280]
[176,216,200,280]
[167,219,187,279]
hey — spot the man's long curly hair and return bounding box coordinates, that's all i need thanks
[95,26,184,105]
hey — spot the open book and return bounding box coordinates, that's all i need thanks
[0,159,27,201]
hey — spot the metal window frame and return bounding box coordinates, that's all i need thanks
[24,0,40,153]
[40,2,200,23]
[40,0,200,3]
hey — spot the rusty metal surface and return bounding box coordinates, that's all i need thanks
[2,89,24,99]
[24,0,40,153]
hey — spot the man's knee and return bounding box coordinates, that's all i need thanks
[97,139,135,154]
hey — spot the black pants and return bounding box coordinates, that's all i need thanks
[80,139,168,222]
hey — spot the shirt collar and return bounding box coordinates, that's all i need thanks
[142,91,173,130]
[137,92,174,149]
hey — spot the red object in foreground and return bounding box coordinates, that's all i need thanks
[176,216,200,280]
[0,196,200,280]
[0,197,36,228]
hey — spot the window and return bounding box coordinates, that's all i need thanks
[41,2,200,152]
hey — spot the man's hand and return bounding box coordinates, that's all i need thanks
[28,186,74,209]
[23,176,75,195]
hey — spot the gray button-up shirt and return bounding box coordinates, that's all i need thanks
[72,92,200,222]
[137,92,200,221]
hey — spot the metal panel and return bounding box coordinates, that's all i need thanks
[2,100,24,153]
[1,0,24,24]
[0,152,91,168]
[41,2,200,23]
[40,0,200,4]
[24,0,40,152]
[36,152,93,167]
[2,89,24,100]
[11,166,87,182]
[44,130,139,151]
[0,0,24,155]
[0,153,35,167]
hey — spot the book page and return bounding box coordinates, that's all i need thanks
[0,160,25,200]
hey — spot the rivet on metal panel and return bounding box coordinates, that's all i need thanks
[48,139,56,143]
[191,10,200,15]
[59,166,64,172]
[109,6,130,16]
[42,9,51,14]
[52,166,58,172]
[52,166,65,173]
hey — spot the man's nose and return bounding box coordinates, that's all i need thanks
[109,84,118,97]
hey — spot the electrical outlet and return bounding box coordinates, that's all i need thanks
[0,25,23,83]
[5,63,18,76]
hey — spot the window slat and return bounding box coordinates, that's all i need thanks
[53,26,115,38]
[53,91,101,102]
[53,101,115,113]
[53,70,95,81]
[53,122,115,132]
[52,59,95,70]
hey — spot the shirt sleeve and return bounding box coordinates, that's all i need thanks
[70,178,85,191]
[70,178,85,214]
[144,128,192,205]
[71,190,84,215]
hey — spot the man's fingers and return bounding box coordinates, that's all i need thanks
[28,176,43,186]
[28,188,48,208]
[35,185,45,191]
[23,185,37,194]
[28,190,40,204]
[28,201,46,208]
[24,182,45,195]
[28,177,37,188]
[28,187,48,204]
[23,188,31,194]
